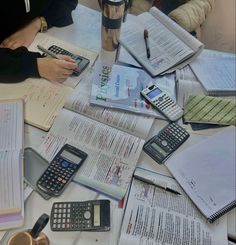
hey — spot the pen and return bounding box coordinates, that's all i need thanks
[144,29,150,59]
[37,45,60,59]
[37,45,80,72]
[134,175,181,195]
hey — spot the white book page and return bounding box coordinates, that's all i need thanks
[38,109,144,200]
[120,13,193,75]
[118,168,228,245]
[149,7,203,52]
[166,126,236,219]
[64,74,154,139]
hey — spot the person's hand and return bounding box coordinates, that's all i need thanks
[0,18,41,49]
[37,56,78,83]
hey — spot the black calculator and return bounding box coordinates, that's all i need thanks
[37,144,87,197]
[50,200,110,231]
[48,45,90,76]
[143,123,189,164]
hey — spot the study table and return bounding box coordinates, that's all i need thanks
[0,4,235,245]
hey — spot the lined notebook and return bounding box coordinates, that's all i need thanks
[190,50,236,95]
[184,95,236,125]
[166,126,236,223]
[0,100,24,229]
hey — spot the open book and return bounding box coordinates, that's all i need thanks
[90,60,176,118]
[0,33,98,131]
[166,126,236,223]
[0,100,24,230]
[38,76,154,200]
[118,167,228,245]
[119,7,204,77]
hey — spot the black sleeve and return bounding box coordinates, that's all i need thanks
[0,47,43,83]
[43,0,78,28]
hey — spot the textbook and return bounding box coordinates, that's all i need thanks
[119,7,204,77]
[38,75,154,200]
[0,100,24,230]
[90,60,176,118]
[0,33,98,131]
[118,167,228,245]
[166,126,236,223]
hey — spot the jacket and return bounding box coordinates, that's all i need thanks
[0,0,77,83]
[130,0,215,32]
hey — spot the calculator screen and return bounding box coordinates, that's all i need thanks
[93,204,100,226]
[151,142,168,156]
[147,87,162,99]
[61,150,82,164]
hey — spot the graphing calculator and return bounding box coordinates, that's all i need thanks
[143,123,189,164]
[37,144,87,197]
[48,45,90,76]
[50,200,110,232]
[141,84,183,121]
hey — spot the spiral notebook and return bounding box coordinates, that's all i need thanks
[166,126,236,223]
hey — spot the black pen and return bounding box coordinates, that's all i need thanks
[134,175,181,195]
[144,29,150,59]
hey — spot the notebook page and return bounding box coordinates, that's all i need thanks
[190,56,236,92]
[0,100,23,150]
[0,81,72,131]
[166,126,236,220]
[0,150,22,215]
[0,100,23,216]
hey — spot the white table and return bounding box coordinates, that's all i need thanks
[0,4,235,245]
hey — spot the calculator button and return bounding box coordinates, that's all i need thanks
[161,140,168,147]
[84,211,91,220]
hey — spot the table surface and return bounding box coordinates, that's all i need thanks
[0,4,235,245]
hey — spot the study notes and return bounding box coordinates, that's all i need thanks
[166,126,236,223]
[119,7,204,77]
[118,167,228,245]
[38,77,154,200]
[0,100,24,230]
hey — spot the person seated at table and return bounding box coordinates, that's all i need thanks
[0,0,78,83]
[129,0,215,35]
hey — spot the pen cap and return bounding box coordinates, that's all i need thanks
[101,0,125,51]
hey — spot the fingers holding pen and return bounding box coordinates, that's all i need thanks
[37,56,78,83]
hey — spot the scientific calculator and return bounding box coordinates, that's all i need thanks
[143,123,189,164]
[141,84,183,121]
[50,200,110,231]
[48,45,90,76]
[37,144,87,197]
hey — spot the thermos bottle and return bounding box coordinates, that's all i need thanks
[101,0,125,51]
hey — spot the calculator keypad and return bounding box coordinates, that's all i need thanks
[37,157,77,195]
[51,202,94,231]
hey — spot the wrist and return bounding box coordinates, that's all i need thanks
[39,17,48,33]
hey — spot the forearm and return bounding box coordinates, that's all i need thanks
[0,47,42,83]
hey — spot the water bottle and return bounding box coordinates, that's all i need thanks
[101,0,125,51]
